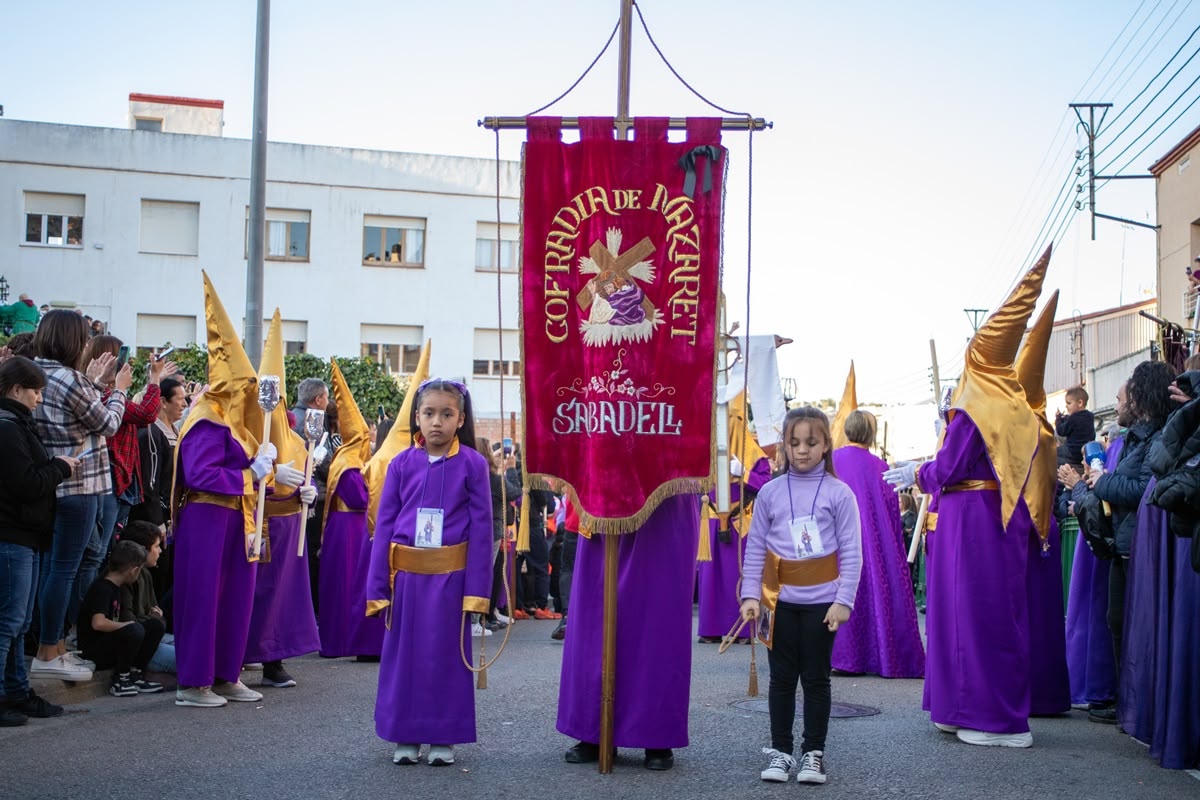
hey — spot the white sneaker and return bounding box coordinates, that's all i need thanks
[471,622,493,637]
[955,728,1033,748]
[934,722,959,733]
[392,743,421,765]
[30,655,93,682]
[428,745,454,766]
[495,613,511,624]
[213,680,263,702]
[64,651,97,671]
[796,750,827,784]
[175,686,228,707]
[242,662,264,671]
[760,747,795,782]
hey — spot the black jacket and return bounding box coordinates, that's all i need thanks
[1094,419,1161,556]
[0,397,72,550]
[1147,371,1200,536]
[130,421,174,527]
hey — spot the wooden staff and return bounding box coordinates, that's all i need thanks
[297,410,325,557]
[253,375,281,561]
[599,532,619,774]
[907,494,930,565]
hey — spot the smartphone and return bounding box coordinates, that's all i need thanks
[116,345,131,369]
[156,346,175,362]
[503,437,513,456]
[378,404,386,420]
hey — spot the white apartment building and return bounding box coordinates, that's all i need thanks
[1,95,523,420]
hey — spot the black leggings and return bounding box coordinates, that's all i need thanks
[767,601,836,755]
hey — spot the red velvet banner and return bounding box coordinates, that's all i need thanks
[520,117,723,532]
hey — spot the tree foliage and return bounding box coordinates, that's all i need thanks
[128,344,407,422]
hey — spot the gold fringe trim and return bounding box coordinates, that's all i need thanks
[525,473,714,536]
[515,486,532,553]
[697,499,712,562]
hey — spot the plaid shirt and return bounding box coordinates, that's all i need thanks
[105,383,161,498]
[32,358,126,497]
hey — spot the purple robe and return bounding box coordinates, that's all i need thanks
[244,504,320,663]
[318,470,383,658]
[696,458,771,639]
[606,284,646,326]
[830,446,925,678]
[1065,436,1123,705]
[366,444,493,745]
[1119,480,1200,768]
[1024,513,1070,714]
[557,494,699,749]
[917,414,1031,734]
[173,420,258,688]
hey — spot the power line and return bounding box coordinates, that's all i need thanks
[1077,0,1154,99]
[1109,87,1200,175]
[1102,9,1199,128]
[1098,68,1200,174]
[1095,0,1190,103]
[1081,0,1168,99]
[1095,29,1200,160]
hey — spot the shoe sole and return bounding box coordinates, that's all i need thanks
[220,694,263,702]
[137,686,165,694]
[393,757,420,765]
[760,772,790,782]
[797,775,828,784]
[110,689,140,697]
[429,758,454,766]
[175,699,227,707]
[30,671,93,681]
[261,680,297,688]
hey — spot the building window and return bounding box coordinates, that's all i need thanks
[135,313,197,354]
[245,318,308,355]
[475,222,519,272]
[361,324,423,374]
[140,199,199,256]
[135,117,163,132]
[24,191,84,247]
[245,208,310,261]
[472,329,520,376]
[362,215,425,267]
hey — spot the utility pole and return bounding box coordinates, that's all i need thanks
[1070,102,1157,239]
[928,339,941,405]
[964,308,987,333]
[244,0,271,368]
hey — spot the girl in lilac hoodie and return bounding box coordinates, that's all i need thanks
[740,406,862,786]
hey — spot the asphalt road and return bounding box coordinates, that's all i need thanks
[4,615,1197,800]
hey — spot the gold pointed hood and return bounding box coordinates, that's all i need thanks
[324,358,372,527]
[729,389,768,476]
[363,339,431,535]
[950,245,1051,532]
[175,271,264,533]
[1015,290,1059,542]
[261,309,308,505]
[831,361,857,450]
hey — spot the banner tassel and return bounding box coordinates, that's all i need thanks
[748,636,760,697]
[516,487,532,553]
[697,500,712,563]
[477,628,488,690]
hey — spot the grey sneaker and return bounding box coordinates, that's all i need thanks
[392,743,420,765]
[428,745,454,766]
[760,747,795,782]
[796,750,827,784]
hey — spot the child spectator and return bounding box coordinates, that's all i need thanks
[1055,386,1095,466]
[76,540,166,697]
[118,521,175,673]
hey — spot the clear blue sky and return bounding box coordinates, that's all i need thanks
[3,0,1196,401]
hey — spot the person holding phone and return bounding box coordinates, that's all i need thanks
[80,335,179,601]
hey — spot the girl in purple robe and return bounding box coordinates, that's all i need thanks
[365,379,493,767]
[830,410,925,678]
[741,407,863,785]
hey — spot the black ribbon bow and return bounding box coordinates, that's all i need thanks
[678,145,722,198]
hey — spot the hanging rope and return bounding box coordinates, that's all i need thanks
[524,18,621,117]
[632,1,753,122]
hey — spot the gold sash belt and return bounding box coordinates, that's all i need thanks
[760,549,840,612]
[389,541,468,576]
[944,479,999,494]
[184,491,241,510]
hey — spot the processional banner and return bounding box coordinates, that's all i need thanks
[520,116,724,532]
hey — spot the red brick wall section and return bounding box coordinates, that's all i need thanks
[475,417,522,449]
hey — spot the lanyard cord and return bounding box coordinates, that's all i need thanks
[786,469,825,523]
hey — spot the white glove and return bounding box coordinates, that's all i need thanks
[299,485,317,505]
[883,461,918,492]
[274,461,305,489]
[729,455,744,478]
[250,442,278,480]
[313,445,330,465]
